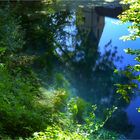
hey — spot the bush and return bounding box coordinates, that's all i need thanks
[0,64,69,137]
[0,65,43,137]
[0,7,24,55]
[28,125,88,140]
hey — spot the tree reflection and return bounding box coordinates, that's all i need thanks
[54,6,134,136]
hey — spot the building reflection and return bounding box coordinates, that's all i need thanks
[76,6,105,45]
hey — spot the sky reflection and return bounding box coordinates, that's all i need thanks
[99,17,140,69]
[99,17,140,138]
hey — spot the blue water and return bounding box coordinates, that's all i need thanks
[99,17,140,69]
[99,17,140,138]
[60,14,140,138]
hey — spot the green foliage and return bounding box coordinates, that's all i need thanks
[0,7,70,138]
[0,65,43,137]
[54,73,70,89]
[39,87,69,111]
[0,64,70,137]
[137,108,140,113]
[116,0,140,112]
[82,105,118,138]
[27,125,88,140]
[118,0,140,40]
[115,48,140,102]
[67,97,87,122]
[0,7,24,54]
[28,126,120,140]
[27,98,119,140]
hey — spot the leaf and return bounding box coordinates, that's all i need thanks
[114,69,118,74]
[137,108,140,113]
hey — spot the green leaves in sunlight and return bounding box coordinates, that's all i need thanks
[137,108,140,113]
[28,99,119,140]
[124,48,140,55]
[67,97,87,122]
[118,0,140,40]
[29,125,88,140]
[115,49,140,103]
[116,0,140,111]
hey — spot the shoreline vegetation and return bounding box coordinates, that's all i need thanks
[0,0,139,139]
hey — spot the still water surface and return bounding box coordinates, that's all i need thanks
[100,17,140,139]
[53,5,140,139]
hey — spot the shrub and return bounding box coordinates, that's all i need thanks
[27,125,88,140]
[0,64,70,138]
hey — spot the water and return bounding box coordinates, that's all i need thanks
[99,17,140,139]
[51,5,140,138]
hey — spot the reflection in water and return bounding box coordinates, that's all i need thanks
[76,6,105,43]
[126,97,140,139]
[54,6,134,136]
